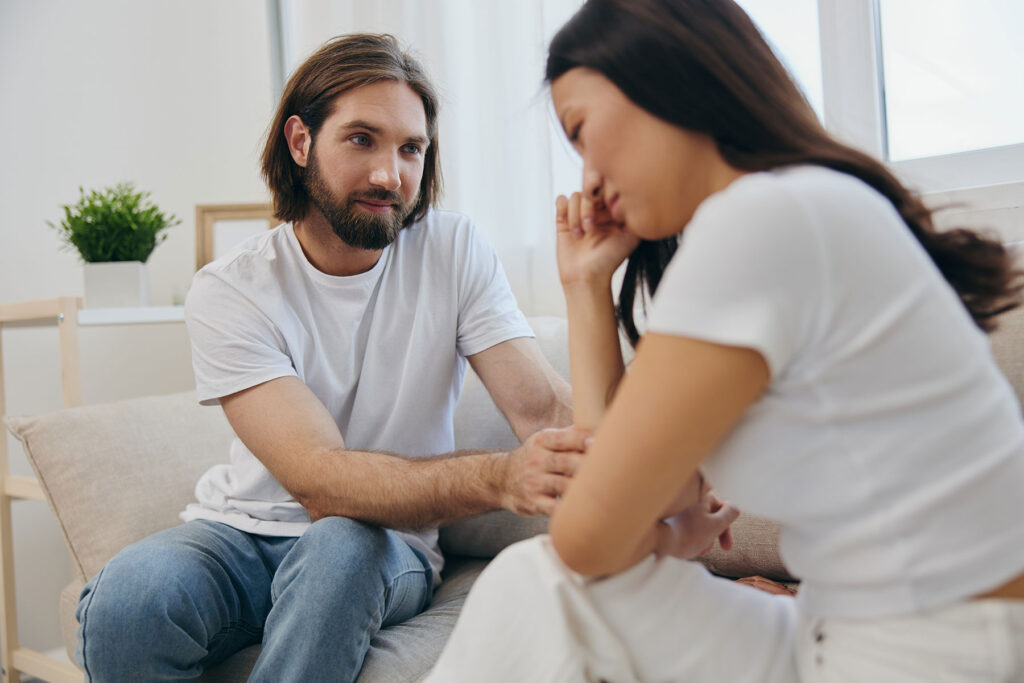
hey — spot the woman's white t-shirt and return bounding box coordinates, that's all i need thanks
[182,210,534,582]
[647,165,1024,618]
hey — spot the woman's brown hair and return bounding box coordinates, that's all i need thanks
[261,34,443,226]
[546,0,1020,345]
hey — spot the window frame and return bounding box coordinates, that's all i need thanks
[817,0,1024,192]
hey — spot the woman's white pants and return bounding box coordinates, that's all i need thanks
[425,535,796,682]
[425,535,1024,682]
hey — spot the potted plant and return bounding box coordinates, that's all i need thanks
[50,182,180,308]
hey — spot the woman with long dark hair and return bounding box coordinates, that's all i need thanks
[426,1,1024,680]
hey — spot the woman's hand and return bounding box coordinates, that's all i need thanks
[655,490,738,561]
[659,472,708,519]
[734,575,798,597]
[556,192,639,288]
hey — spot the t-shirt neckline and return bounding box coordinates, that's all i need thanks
[284,222,390,289]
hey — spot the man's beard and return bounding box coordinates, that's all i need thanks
[304,147,415,250]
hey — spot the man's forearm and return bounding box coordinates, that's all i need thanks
[222,375,582,528]
[511,384,574,440]
[293,447,511,529]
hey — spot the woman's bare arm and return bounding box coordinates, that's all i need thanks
[549,333,769,576]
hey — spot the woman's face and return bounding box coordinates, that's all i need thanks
[551,67,738,240]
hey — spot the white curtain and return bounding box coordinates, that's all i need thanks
[277,0,585,315]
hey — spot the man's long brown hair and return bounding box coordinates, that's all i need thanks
[261,34,443,226]
[547,0,1020,345]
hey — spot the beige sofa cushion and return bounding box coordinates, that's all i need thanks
[697,513,789,581]
[989,243,1024,406]
[989,302,1024,407]
[440,316,569,556]
[6,391,235,581]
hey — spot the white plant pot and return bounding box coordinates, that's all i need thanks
[83,261,150,308]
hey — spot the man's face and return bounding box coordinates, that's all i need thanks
[302,80,429,250]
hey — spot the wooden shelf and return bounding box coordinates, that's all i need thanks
[0,296,179,682]
[0,301,185,329]
[77,306,184,326]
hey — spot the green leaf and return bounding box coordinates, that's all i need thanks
[48,182,181,262]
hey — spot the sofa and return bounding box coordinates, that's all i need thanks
[6,315,820,681]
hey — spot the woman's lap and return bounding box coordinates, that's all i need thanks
[427,535,797,682]
[429,535,1024,682]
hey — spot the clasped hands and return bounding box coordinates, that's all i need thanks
[500,427,738,562]
[653,473,739,561]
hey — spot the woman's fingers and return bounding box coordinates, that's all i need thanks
[580,194,595,233]
[556,191,624,240]
[735,576,797,597]
[719,525,733,551]
[713,502,740,530]
[555,195,569,233]
[567,192,582,237]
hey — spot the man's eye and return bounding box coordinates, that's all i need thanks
[402,144,423,155]
[350,134,370,146]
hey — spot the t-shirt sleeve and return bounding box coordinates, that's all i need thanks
[454,222,534,357]
[646,180,825,378]
[185,269,298,405]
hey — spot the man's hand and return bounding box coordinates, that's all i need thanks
[654,491,739,561]
[497,427,588,516]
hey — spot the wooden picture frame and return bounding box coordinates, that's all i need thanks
[194,203,278,270]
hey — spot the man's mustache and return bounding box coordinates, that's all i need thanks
[351,189,404,205]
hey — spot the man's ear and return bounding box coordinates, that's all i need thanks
[284,115,312,168]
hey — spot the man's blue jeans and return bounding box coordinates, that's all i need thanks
[75,517,433,682]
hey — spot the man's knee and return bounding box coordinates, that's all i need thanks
[290,516,389,566]
[272,517,392,604]
[78,540,211,636]
[76,541,217,677]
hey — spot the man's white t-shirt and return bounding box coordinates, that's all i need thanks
[182,210,534,582]
[647,165,1024,619]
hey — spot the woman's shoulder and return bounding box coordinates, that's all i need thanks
[691,165,897,246]
[685,167,820,245]
[712,165,880,213]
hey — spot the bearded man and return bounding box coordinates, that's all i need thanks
[74,34,577,683]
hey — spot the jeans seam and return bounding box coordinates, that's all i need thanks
[409,545,433,611]
[207,618,263,657]
[385,565,431,621]
[390,567,429,581]
[77,566,109,682]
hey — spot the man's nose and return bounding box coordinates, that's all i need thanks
[368,153,401,191]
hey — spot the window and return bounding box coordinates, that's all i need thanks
[817,0,1024,192]
[736,0,824,119]
[879,0,1024,161]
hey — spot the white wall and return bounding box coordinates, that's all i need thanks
[0,0,274,653]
